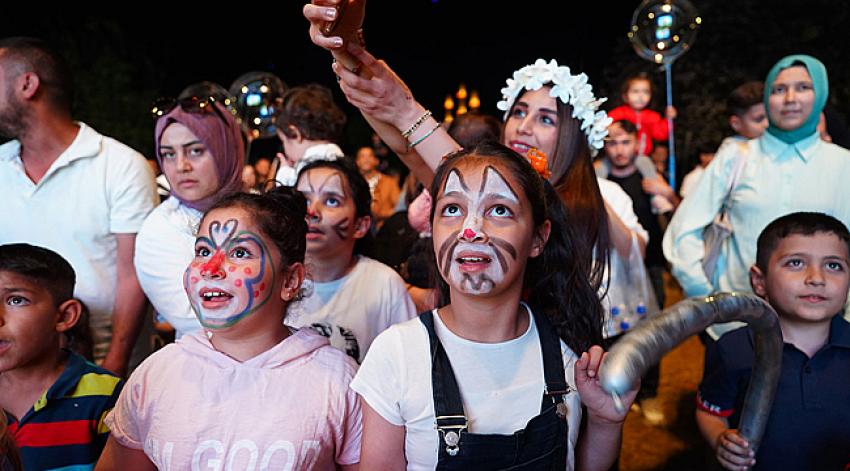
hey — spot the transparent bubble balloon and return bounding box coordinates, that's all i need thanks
[229,72,287,139]
[628,0,701,65]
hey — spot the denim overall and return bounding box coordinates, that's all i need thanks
[420,310,570,470]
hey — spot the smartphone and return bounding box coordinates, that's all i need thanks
[321,0,350,36]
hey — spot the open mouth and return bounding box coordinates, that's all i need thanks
[509,141,533,153]
[0,339,11,353]
[199,288,234,305]
[456,256,491,264]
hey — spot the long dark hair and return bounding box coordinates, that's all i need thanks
[429,142,603,353]
[541,93,611,296]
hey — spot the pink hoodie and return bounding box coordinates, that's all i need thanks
[105,329,361,470]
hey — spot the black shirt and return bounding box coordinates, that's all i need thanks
[606,170,665,267]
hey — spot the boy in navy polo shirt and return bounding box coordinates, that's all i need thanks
[695,212,850,470]
[0,243,123,470]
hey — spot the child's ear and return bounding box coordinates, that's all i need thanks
[729,115,743,134]
[289,125,304,143]
[530,220,552,258]
[55,299,83,333]
[280,262,306,302]
[351,215,372,240]
[749,265,768,299]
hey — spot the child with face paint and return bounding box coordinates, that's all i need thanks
[300,15,646,300]
[664,54,850,339]
[135,97,245,338]
[97,187,362,471]
[286,156,417,363]
[351,142,638,471]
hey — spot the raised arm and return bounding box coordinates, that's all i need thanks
[304,2,460,185]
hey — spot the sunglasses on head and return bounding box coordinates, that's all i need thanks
[151,96,228,122]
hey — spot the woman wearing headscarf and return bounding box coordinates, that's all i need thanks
[664,54,850,339]
[134,97,245,337]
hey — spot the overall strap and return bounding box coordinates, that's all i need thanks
[531,308,570,411]
[420,311,467,455]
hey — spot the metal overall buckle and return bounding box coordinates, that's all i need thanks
[545,386,574,420]
[436,415,467,456]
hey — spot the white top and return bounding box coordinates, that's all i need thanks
[285,256,417,363]
[135,197,204,336]
[679,165,705,200]
[0,123,156,356]
[350,305,581,471]
[275,143,346,187]
[597,177,650,337]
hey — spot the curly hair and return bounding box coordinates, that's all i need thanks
[277,84,346,143]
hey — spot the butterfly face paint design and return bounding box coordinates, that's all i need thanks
[434,165,524,295]
[184,215,277,329]
[296,168,357,253]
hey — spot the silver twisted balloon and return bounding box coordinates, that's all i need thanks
[599,292,782,454]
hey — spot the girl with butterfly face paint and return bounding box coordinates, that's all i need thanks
[350,143,638,471]
[98,188,363,470]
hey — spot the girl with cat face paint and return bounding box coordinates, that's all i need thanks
[98,188,362,470]
[350,142,638,471]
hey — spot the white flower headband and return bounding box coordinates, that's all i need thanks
[496,59,612,156]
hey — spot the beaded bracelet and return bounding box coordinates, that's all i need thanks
[401,110,433,139]
[408,122,443,150]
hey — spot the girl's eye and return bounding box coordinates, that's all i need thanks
[540,115,556,126]
[441,204,463,217]
[195,246,212,257]
[325,197,341,208]
[488,205,513,218]
[827,261,845,271]
[771,85,786,95]
[510,108,527,119]
[230,247,251,259]
[797,83,813,92]
[6,296,30,306]
[161,150,176,160]
[188,146,206,157]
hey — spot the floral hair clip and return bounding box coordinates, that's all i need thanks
[526,148,551,180]
[496,59,613,156]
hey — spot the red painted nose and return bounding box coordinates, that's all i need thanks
[200,251,226,278]
[463,228,477,240]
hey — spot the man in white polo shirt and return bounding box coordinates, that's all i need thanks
[0,37,156,376]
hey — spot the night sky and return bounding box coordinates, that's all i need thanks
[3,2,848,164]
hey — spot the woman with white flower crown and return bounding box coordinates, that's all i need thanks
[303,7,647,299]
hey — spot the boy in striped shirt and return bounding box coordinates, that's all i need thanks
[0,243,123,470]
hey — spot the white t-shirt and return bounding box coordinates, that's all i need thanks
[135,197,204,337]
[0,123,156,358]
[285,256,417,363]
[350,305,582,471]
